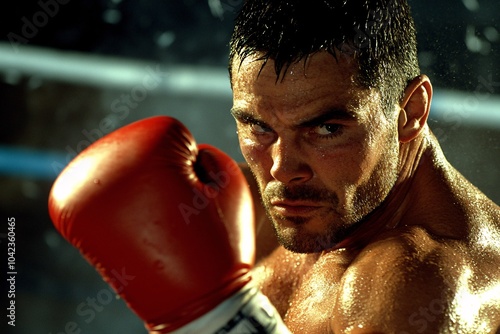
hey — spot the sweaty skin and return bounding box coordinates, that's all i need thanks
[232,52,500,333]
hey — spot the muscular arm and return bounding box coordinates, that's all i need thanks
[239,163,280,263]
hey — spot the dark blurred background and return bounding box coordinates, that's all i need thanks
[0,0,498,333]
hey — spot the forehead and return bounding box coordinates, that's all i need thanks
[231,52,376,118]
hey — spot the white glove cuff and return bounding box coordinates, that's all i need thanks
[171,284,291,334]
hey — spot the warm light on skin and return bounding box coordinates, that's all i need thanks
[475,222,500,250]
[450,266,500,332]
[231,52,402,253]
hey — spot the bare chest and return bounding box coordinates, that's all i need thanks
[253,248,352,333]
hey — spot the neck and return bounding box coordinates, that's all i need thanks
[332,129,430,251]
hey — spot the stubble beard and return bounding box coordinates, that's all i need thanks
[261,150,400,254]
[261,183,353,253]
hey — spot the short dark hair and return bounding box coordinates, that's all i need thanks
[229,0,421,116]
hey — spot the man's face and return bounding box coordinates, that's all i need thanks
[231,52,401,253]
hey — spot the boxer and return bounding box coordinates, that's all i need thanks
[228,0,500,333]
[50,0,500,333]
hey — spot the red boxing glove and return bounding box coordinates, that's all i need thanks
[48,116,255,332]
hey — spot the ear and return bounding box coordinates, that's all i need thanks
[398,75,433,143]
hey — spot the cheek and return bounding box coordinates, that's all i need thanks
[341,121,399,185]
[314,142,369,186]
[238,134,259,164]
[238,133,271,179]
[340,131,400,205]
[313,137,395,205]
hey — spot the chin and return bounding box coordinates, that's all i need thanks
[271,216,351,254]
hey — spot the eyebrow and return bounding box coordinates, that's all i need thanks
[230,108,250,120]
[230,107,357,129]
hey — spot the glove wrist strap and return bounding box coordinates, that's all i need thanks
[169,284,291,334]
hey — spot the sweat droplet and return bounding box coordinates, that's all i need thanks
[93,179,101,185]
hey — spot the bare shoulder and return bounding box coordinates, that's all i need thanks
[331,224,500,333]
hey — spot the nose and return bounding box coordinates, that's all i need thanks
[269,138,313,184]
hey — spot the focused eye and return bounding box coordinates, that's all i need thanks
[250,123,272,134]
[314,124,342,137]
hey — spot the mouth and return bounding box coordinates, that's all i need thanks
[270,200,324,216]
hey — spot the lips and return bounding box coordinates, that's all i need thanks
[270,200,323,216]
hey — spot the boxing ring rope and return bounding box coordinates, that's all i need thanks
[0,43,499,180]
